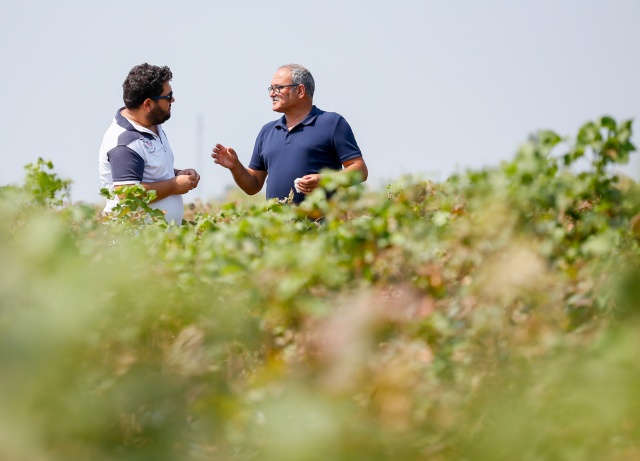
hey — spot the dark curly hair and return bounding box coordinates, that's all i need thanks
[122,63,173,109]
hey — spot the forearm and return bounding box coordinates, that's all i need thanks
[140,178,180,202]
[115,179,179,202]
[141,169,199,201]
[230,163,263,195]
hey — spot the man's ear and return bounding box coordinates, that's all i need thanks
[141,98,153,112]
[297,84,306,99]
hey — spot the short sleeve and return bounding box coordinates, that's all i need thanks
[248,130,267,171]
[333,117,362,163]
[107,146,145,184]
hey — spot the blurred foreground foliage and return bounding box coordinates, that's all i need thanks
[1,117,640,460]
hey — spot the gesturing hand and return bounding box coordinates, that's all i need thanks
[212,144,239,170]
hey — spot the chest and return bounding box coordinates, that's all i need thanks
[260,125,334,161]
[139,135,174,179]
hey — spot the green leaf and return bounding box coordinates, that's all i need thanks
[600,116,617,131]
[432,210,451,227]
[581,229,620,256]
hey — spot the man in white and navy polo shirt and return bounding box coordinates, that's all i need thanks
[98,63,200,224]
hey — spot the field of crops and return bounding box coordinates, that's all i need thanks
[1,116,640,461]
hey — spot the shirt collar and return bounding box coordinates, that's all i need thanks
[115,107,158,138]
[115,107,135,131]
[275,105,320,129]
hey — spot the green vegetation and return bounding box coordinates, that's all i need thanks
[1,116,639,460]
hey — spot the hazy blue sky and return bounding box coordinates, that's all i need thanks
[2,0,639,204]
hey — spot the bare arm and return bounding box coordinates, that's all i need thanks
[342,157,368,182]
[116,169,199,202]
[212,144,267,195]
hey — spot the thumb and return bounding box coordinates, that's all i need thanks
[228,147,237,157]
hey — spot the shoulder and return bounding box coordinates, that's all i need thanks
[105,133,153,162]
[103,110,150,149]
[261,119,280,130]
[260,117,282,132]
[314,107,342,118]
[255,118,282,141]
[314,107,350,126]
[117,130,147,148]
[106,144,143,164]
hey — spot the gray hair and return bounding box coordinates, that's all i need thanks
[279,64,315,98]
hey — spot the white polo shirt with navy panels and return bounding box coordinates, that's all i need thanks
[98,108,183,224]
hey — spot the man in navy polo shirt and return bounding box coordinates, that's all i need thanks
[211,64,368,204]
[99,63,200,224]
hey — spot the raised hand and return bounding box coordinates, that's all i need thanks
[212,144,239,170]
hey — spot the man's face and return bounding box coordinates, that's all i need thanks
[269,69,301,113]
[148,81,174,125]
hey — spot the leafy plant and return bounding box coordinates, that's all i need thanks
[23,157,72,206]
[0,116,639,460]
[100,185,167,228]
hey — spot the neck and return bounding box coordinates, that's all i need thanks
[284,103,314,128]
[121,108,157,134]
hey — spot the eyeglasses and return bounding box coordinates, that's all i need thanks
[150,91,173,101]
[267,84,299,94]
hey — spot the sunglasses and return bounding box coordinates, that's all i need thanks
[150,91,173,101]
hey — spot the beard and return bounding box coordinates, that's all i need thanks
[148,105,171,125]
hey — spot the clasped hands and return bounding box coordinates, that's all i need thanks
[175,168,200,194]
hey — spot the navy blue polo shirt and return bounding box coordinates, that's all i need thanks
[248,106,362,203]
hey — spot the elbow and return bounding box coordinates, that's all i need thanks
[359,164,369,183]
[345,158,368,183]
[241,184,262,196]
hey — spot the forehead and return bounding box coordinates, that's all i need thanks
[271,68,292,84]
